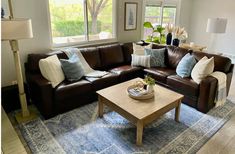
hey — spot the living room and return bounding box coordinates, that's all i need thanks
[1,0,235,153]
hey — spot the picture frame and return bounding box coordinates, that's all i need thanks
[124,2,137,31]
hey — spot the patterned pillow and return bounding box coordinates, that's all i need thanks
[131,54,150,68]
[60,54,85,82]
[176,53,197,78]
[144,48,166,67]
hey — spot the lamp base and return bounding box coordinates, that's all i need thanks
[15,107,38,123]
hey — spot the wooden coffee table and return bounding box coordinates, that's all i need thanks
[97,78,184,145]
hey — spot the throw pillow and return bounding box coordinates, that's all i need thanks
[191,56,214,84]
[144,48,166,67]
[176,53,197,78]
[133,43,151,55]
[60,54,85,82]
[39,55,65,88]
[131,54,150,68]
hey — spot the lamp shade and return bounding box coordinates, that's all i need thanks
[206,18,227,33]
[1,18,33,40]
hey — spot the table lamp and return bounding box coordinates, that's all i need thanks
[1,0,37,122]
[206,18,227,52]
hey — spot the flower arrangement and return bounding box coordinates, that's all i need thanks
[174,26,188,40]
[165,23,174,34]
[143,75,155,86]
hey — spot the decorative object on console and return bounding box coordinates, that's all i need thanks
[124,2,137,31]
[191,56,214,84]
[1,0,37,122]
[131,54,150,68]
[60,54,85,82]
[39,55,65,88]
[144,48,166,67]
[179,43,207,52]
[173,26,188,46]
[165,23,174,45]
[206,18,227,52]
[143,21,166,44]
[176,53,197,78]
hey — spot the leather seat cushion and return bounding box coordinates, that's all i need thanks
[85,73,119,90]
[109,65,143,81]
[55,79,93,102]
[144,67,176,83]
[167,75,199,97]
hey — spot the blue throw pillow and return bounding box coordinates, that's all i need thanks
[144,48,166,67]
[60,54,85,82]
[176,53,197,78]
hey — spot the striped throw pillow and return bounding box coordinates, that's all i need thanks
[131,54,150,68]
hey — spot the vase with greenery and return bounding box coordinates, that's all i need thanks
[143,22,166,44]
[143,75,155,93]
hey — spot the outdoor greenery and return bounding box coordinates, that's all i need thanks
[49,0,112,38]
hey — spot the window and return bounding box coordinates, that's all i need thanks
[49,0,115,46]
[143,4,176,39]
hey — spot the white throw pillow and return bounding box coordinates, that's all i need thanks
[133,43,151,55]
[131,54,150,68]
[39,55,65,88]
[191,56,214,84]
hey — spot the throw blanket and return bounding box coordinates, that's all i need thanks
[210,71,227,107]
[63,48,109,78]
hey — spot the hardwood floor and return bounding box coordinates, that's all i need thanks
[197,74,235,154]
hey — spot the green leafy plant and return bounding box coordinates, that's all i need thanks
[143,22,166,44]
[143,75,155,85]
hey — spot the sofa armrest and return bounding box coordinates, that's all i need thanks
[26,73,54,119]
[197,76,218,113]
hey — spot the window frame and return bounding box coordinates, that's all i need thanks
[141,0,178,39]
[47,0,117,48]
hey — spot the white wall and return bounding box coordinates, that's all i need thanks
[117,0,143,43]
[1,0,51,87]
[188,0,235,54]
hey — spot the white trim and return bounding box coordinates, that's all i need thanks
[52,38,118,49]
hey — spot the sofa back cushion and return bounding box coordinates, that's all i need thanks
[121,42,133,64]
[80,47,101,69]
[192,52,231,73]
[166,46,192,68]
[27,51,67,73]
[98,44,125,69]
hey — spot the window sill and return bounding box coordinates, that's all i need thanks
[51,38,118,49]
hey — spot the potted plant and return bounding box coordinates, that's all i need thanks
[165,23,174,45]
[143,22,166,44]
[143,75,155,93]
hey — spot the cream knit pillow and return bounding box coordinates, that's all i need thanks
[39,55,65,88]
[191,56,214,84]
[133,43,151,55]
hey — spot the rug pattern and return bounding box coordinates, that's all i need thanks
[19,100,235,154]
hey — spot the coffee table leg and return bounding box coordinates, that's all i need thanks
[175,100,181,122]
[98,95,103,117]
[136,120,143,146]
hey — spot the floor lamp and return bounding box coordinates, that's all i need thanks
[1,0,37,123]
[206,18,227,52]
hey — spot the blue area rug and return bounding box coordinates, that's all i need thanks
[19,100,235,154]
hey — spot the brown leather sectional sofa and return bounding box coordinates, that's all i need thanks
[25,43,234,119]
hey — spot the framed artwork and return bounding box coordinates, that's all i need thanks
[124,2,137,31]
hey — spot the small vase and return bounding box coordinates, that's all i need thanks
[166,33,172,45]
[172,38,180,46]
[147,85,154,93]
